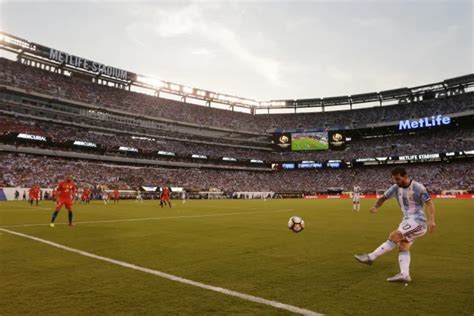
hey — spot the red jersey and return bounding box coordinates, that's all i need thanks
[56,181,76,201]
[113,190,120,199]
[162,187,170,197]
[29,186,40,198]
[81,189,90,199]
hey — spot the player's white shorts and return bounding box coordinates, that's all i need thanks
[353,194,360,203]
[397,219,427,243]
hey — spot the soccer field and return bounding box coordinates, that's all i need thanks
[291,138,328,151]
[0,199,472,315]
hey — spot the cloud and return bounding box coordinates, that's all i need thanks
[327,66,351,81]
[191,48,216,58]
[126,2,284,86]
[351,17,387,27]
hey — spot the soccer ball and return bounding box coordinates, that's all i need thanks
[288,216,305,233]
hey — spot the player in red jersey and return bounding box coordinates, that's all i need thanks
[112,189,120,203]
[28,185,40,206]
[81,188,91,204]
[50,176,77,227]
[160,186,172,208]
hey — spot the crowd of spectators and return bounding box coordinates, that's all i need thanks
[1,59,472,194]
[1,58,472,133]
[1,153,472,193]
[1,115,472,163]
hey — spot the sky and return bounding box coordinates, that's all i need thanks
[0,0,472,102]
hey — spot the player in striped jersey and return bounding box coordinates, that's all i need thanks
[352,185,361,212]
[354,167,436,282]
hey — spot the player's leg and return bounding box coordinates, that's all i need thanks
[66,202,74,226]
[354,229,401,264]
[387,221,427,282]
[386,240,412,282]
[370,230,402,260]
[167,198,172,208]
[51,201,64,226]
[356,200,360,212]
[399,241,411,276]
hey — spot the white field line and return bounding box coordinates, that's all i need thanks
[0,227,322,316]
[0,209,295,228]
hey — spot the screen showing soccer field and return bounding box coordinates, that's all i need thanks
[291,132,329,151]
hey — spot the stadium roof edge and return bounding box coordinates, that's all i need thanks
[1,31,473,112]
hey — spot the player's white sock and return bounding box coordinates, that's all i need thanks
[368,240,396,261]
[399,251,411,276]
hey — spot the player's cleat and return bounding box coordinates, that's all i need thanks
[68,223,74,227]
[354,254,373,265]
[49,223,55,228]
[386,273,412,283]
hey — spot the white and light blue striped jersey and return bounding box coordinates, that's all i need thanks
[383,180,431,224]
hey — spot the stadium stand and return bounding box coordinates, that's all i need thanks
[0,51,473,195]
[1,153,472,193]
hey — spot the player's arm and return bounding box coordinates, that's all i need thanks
[425,199,436,233]
[54,185,59,201]
[371,184,397,213]
[418,185,435,233]
[369,196,388,213]
[71,185,77,202]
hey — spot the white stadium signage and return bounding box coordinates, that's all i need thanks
[399,115,451,130]
[49,49,128,80]
[73,140,97,148]
[119,146,138,152]
[17,133,46,141]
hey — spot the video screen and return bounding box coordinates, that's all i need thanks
[291,132,328,151]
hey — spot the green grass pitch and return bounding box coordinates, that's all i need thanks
[0,199,473,315]
[292,138,328,151]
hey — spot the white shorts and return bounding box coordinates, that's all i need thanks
[397,219,427,243]
[353,194,360,203]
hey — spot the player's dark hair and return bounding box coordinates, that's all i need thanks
[391,167,407,177]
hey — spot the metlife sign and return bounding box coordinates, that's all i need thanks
[399,115,451,130]
[49,49,128,80]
